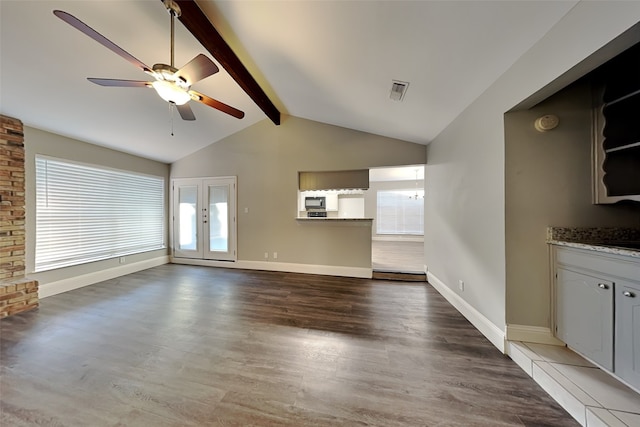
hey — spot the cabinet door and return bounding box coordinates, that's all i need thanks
[615,281,640,389]
[298,193,306,212]
[556,268,614,370]
[325,194,339,211]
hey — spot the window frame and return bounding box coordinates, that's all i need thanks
[376,188,424,236]
[34,155,166,272]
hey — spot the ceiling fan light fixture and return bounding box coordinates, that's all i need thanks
[54,9,244,120]
[152,80,191,105]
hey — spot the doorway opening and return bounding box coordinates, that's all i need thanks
[172,176,237,261]
[368,165,425,275]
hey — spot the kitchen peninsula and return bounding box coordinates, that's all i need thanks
[298,169,373,219]
[296,217,373,221]
[297,189,372,220]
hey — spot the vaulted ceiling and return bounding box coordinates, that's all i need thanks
[0,1,578,163]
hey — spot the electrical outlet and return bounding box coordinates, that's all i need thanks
[273,252,278,259]
[264,252,269,260]
[119,256,126,264]
[458,280,464,291]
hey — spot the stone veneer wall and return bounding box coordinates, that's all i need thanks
[1,115,38,318]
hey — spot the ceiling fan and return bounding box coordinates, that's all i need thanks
[53,0,244,121]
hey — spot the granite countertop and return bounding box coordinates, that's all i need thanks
[296,217,373,221]
[547,227,640,259]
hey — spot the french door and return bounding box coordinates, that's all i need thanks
[172,177,236,261]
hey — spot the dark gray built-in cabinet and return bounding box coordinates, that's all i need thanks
[591,43,640,204]
[553,246,640,390]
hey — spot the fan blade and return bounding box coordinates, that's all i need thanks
[176,104,196,121]
[190,90,245,119]
[54,10,152,74]
[175,54,219,86]
[88,78,151,87]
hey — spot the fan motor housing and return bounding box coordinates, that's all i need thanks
[161,0,181,17]
[152,63,188,87]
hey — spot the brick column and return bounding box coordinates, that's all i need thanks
[1,115,38,317]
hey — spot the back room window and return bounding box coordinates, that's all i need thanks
[376,189,424,235]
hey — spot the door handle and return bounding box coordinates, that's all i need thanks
[598,283,609,290]
[623,291,635,298]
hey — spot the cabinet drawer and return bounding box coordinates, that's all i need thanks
[555,246,640,282]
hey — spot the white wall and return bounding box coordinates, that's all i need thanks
[425,2,640,343]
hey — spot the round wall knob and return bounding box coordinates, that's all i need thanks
[534,114,560,132]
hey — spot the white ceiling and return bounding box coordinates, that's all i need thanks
[0,1,578,164]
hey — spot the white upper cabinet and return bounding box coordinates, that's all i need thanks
[591,44,640,204]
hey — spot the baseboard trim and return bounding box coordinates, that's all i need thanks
[506,324,565,346]
[39,256,170,298]
[427,271,505,353]
[372,236,424,243]
[171,258,373,279]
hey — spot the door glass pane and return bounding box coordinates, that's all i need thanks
[179,186,198,250]
[209,186,228,252]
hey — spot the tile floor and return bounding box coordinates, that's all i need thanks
[507,341,640,426]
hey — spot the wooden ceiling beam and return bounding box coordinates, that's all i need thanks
[175,0,280,125]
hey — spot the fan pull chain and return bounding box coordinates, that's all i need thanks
[170,103,175,136]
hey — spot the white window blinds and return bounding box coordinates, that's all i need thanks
[376,190,424,235]
[35,156,165,272]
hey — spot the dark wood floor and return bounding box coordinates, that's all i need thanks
[1,265,577,426]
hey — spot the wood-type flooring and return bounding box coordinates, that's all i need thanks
[372,240,424,273]
[0,265,578,426]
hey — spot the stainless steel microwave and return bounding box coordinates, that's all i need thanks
[305,196,326,210]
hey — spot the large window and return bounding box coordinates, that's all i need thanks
[35,156,165,272]
[376,190,424,235]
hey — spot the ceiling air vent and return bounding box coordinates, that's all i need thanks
[389,80,409,102]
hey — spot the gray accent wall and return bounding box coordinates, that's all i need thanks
[170,116,427,268]
[505,81,640,329]
[24,126,170,286]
